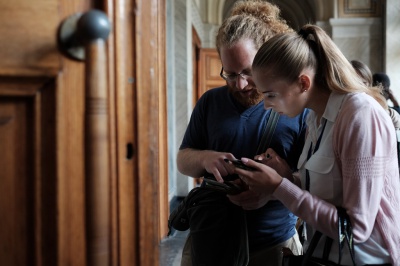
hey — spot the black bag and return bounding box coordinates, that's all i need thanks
[167,186,231,235]
[167,186,249,265]
[283,207,356,266]
[186,188,248,266]
[167,187,203,234]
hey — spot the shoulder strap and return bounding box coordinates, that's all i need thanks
[301,231,322,266]
[256,110,280,155]
[337,206,356,265]
[301,207,356,266]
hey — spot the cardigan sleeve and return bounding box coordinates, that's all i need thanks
[273,178,339,239]
[332,94,394,243]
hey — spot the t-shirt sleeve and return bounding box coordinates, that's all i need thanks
[179,94,208,150]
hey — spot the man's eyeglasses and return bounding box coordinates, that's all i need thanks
[220,67,252,82]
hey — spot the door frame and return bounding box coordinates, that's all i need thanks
[104,0,167,265]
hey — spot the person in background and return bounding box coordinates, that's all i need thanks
[373,72,400,114]
[350,59,373,86]
[351,60,400,129]
[177,1,308,265]
[232,24,400,265]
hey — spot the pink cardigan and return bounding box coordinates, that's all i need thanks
[273,93,400,265]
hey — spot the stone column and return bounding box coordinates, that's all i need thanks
[330,17,382,73]
[385,0,400,99]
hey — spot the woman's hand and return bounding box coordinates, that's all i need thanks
[234,157,283,196]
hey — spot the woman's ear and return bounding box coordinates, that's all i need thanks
[299,74,311,92]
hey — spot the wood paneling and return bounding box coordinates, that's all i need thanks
[0,0,61,76]
[198,48,225,98]
[56,2,89,265]
[192,26,201,106]
[0,0,167,265]
[84,39,110,266]
[103,2,119,265]
[158,0,169,240]
[104,0,138,264]
[0,78,57,265]
[0,0,88,264]
[134,0,166,264]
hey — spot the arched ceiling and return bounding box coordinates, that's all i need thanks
[194,0,225,25]
[201,0,334,30]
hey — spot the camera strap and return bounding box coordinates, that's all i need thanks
[256,110,280,155]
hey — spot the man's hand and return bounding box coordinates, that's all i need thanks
[200,151,237,182]
[388,88,400,107]
[177,149,237,182]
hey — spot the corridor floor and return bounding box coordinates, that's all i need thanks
[159,229,189,266]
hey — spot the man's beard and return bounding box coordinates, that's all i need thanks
[229,86,263,108]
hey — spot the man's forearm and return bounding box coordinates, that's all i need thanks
[389,90,399,107]
[177,148,208,178]
[390,97,399,107]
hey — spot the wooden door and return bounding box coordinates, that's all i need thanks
[198,48,226,98]
[0,0,89,265]
[192,26,201,106]
[0,0,167,265]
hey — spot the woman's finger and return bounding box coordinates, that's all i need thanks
[238,157,262,169]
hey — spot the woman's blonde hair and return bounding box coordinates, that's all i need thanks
[252,24,387,109]
[216,0,292,54]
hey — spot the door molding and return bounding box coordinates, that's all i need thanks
[105,0,167,265]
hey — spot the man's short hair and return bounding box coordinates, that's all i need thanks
[373,72,391,88]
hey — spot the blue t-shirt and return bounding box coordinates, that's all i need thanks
[180,86,308,250]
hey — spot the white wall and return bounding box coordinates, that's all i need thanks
[166,0,195,198]
[386,0,400,102]
[330,17,382,73]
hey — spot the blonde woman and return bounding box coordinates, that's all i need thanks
[231,25,400,265]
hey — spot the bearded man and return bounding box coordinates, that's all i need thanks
[176,1,309,265]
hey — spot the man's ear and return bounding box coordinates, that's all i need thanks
[299,74,311,92]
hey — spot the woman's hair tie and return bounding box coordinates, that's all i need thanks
[298,28,308,39]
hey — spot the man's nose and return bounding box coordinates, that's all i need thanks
[235,75,248,90]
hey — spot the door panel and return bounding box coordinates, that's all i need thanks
[0,78,57,265]
[0,94,34,266]
[0,0,167,265]
[198,48,225,97]
[0,0,87,264]
[0,0,61,75]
